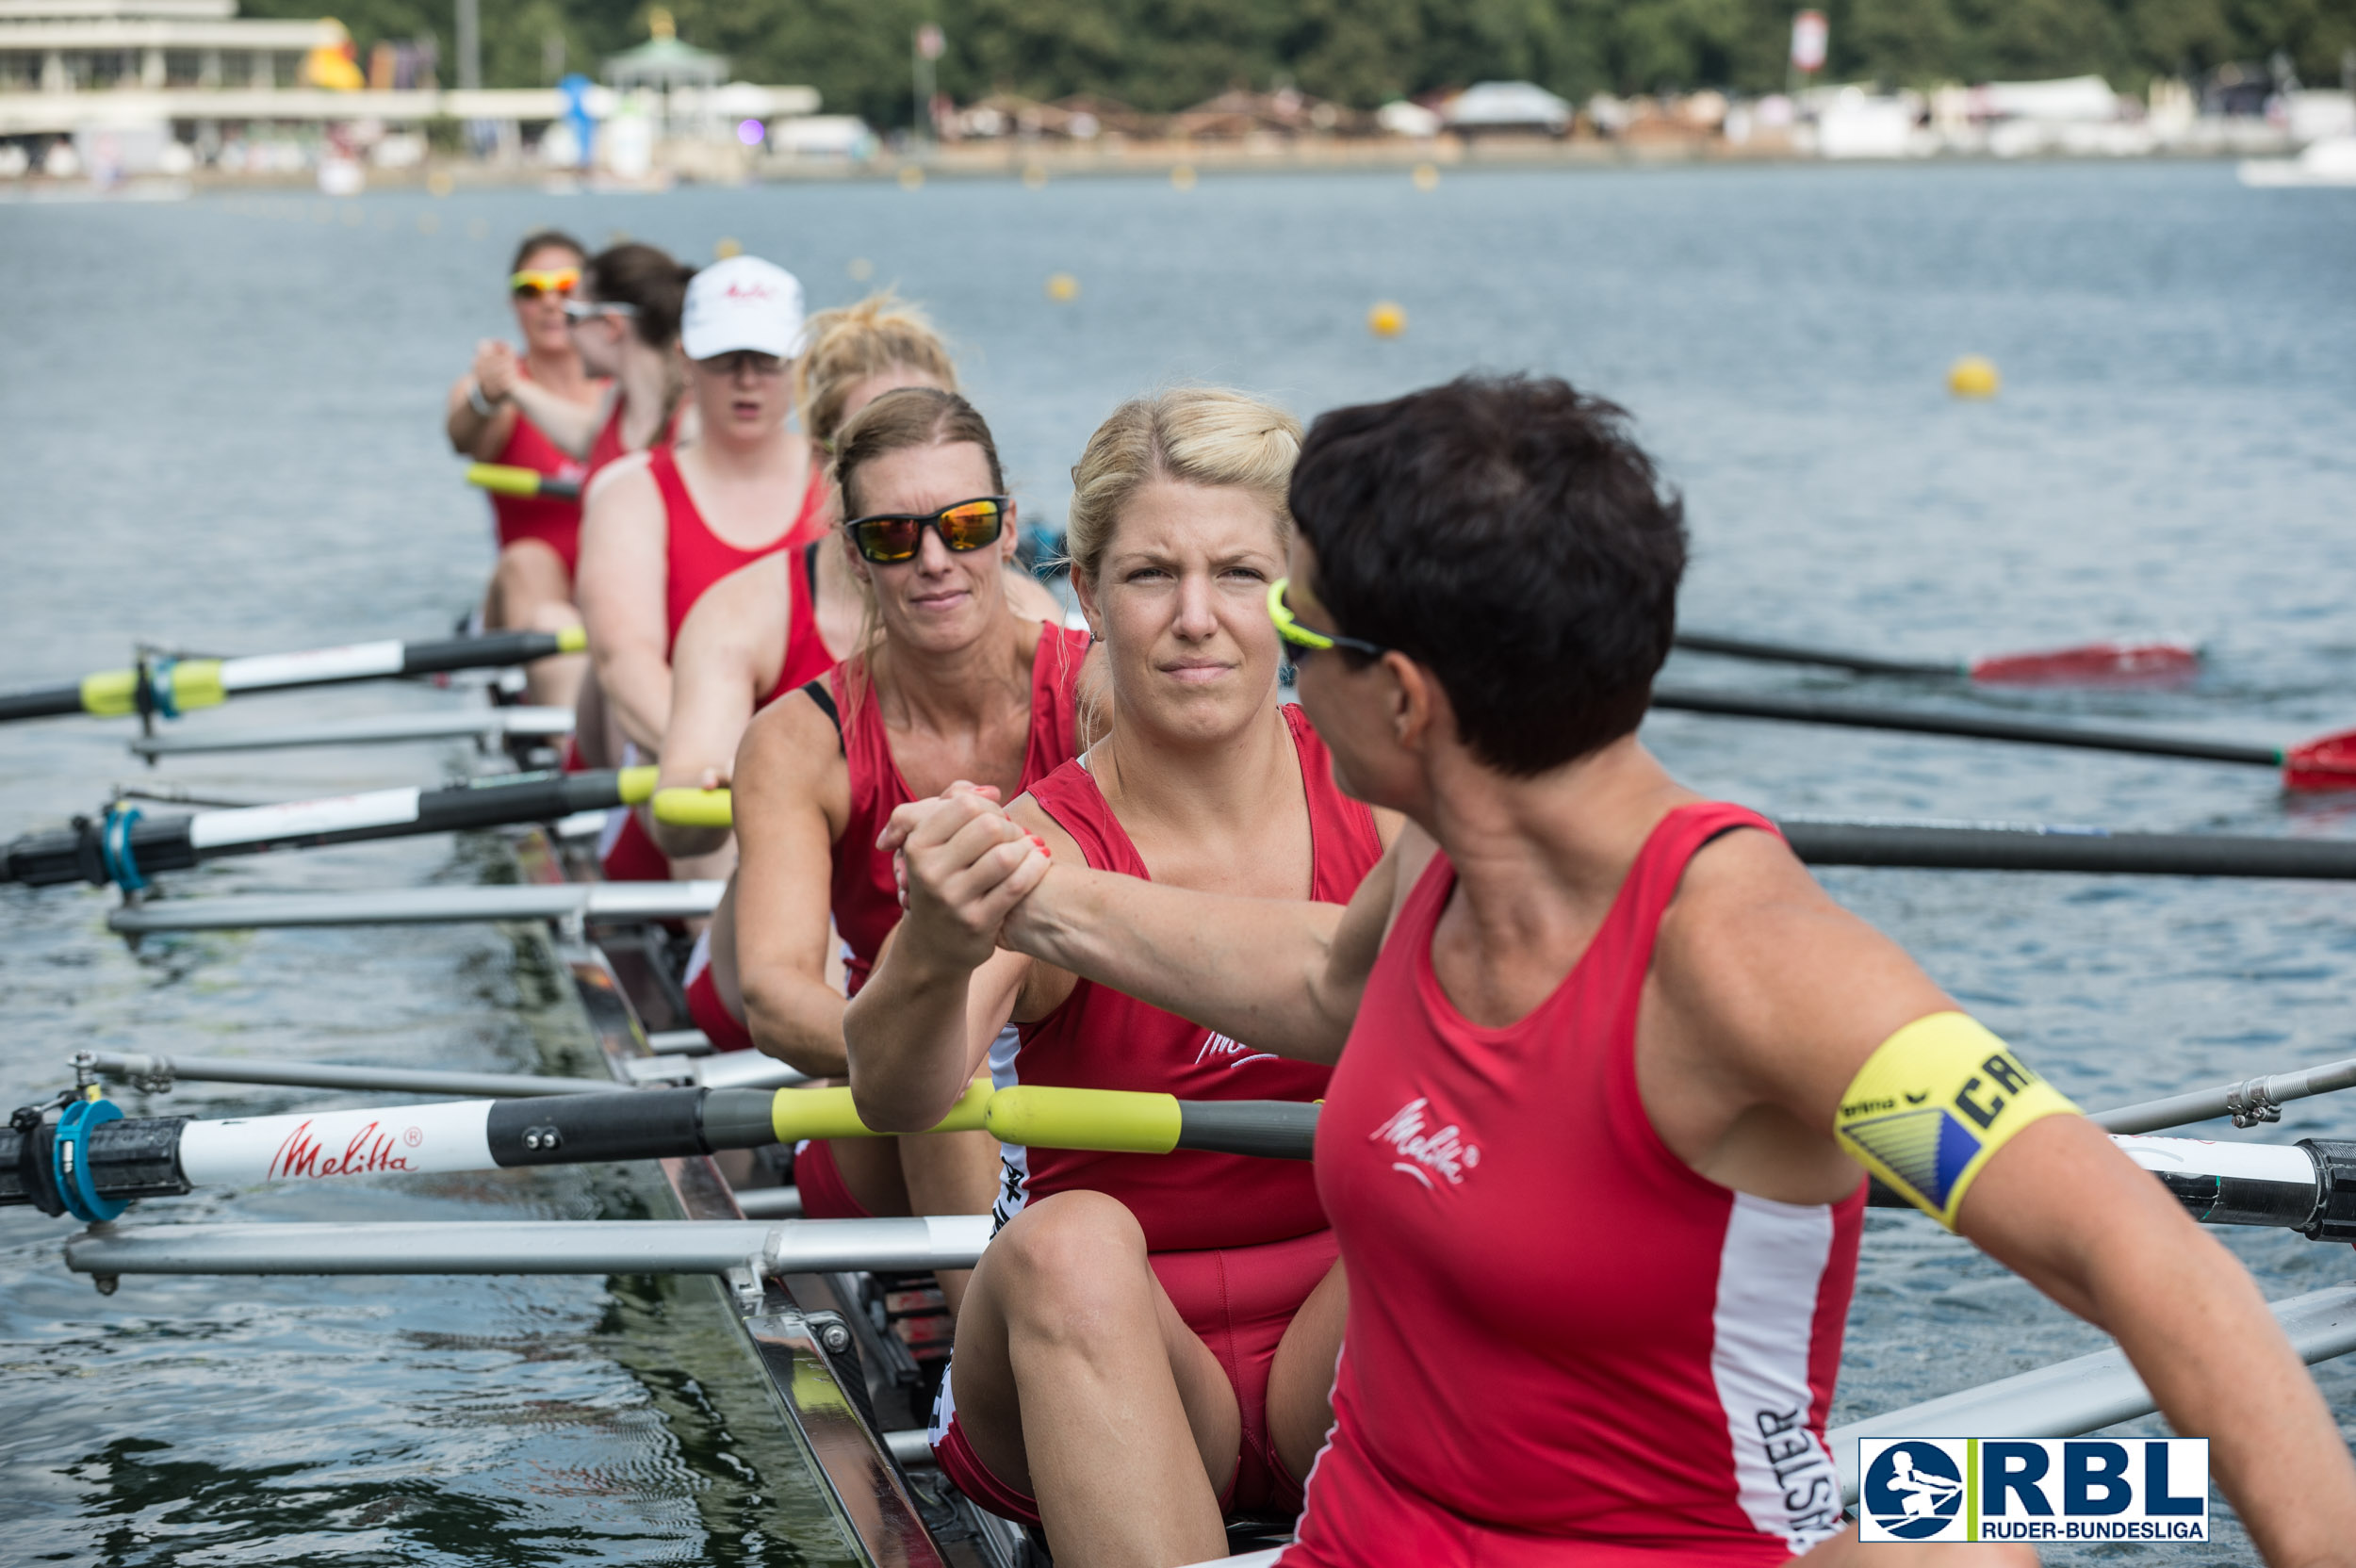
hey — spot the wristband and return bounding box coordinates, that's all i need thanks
[1834,1012,2079,1230]
[467,382,501,417]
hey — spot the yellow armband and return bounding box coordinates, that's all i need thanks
[1833,1012,2079,1230]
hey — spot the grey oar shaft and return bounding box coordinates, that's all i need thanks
[1829,1282,2356,1505]
[132,707,575,757]
[64,1215,993,1278]
[74,1050,624,1099]
[2095,1054,2356,1135]
[107,881,724,933]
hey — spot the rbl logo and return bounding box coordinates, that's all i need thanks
[1858,1438,2209,1544]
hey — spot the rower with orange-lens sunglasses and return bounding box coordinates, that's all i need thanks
[511,267,580,300]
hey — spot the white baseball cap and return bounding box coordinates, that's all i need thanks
[680,255,807,360]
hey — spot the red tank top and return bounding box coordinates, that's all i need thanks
[1295,804,1862,1563]
[822,623,1089,992]
[655,448,829,653]
[486,365,589,574]
[585,393,686,485]
[1011,704,1380,1252]
[761,542,832,710]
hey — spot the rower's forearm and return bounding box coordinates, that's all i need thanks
[2109,1247,2356,1565]
[743,978,848,1078]
[1014,865,1350,1060]
[843,951,983,1132]
[506,381,596,455]
[594,653,669,755]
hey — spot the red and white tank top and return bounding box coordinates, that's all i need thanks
[760,542,832,710]
[1293,803,1862,1564]
[655,447,827,653]
[1006,704,1380,1252]
[816,622,1089,993]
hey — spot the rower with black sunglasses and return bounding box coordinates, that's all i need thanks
[443,229,601,706]
[723,385,1088,1289]
[649,297,1062,1054]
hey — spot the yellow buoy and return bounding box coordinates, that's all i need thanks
[1022,162,1048,189]
[714,237,743,259]
[426,170,454,198]
[1045,272,1080,302]
[1367,301,1407,338]
[1170,163,1197,190]
[847,256,875,282]
[898,165,925,190]
[1948,355,2000,398]
[1412,162,1440,191]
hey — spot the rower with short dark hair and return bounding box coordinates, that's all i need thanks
[883,372,2356,1566]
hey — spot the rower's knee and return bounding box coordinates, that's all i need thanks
[992,1190,1152,1341]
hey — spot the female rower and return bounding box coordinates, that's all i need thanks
[577,254,828,878]
[493,240,692,481]
[654,295,1059,1035]
[728,385,1086,1281]
[882,375,2356,1565]
[443,228,598,706]
[843,388,1395,1564]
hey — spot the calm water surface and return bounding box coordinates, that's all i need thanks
[1,161,2352,1563]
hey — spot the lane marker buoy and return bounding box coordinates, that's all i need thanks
[899,165,925,190]
[1023,163,1048,189]
[714,237,743,258]
[1948,355,2000,398]
[847,257,875,282]
[1046,272,1080,302]
[1412,162,1439,190]
[1368,301,1407,338]
[1170,164,1197,190]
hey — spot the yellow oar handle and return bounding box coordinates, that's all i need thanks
[80,661,226,718]
[652,787,735,828]
[770,1080,991,1143]
[555,624,589,655]
[987,1086,1183,1153]
[466,462,572,498]
[615,765,661,806]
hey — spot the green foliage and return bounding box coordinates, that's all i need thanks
[258,0,2356,118]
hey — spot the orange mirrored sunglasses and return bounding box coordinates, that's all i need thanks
[510,268,580,300]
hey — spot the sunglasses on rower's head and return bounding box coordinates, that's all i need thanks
[510,268,580,300]
[845,496,1011,564]
[1268,578,1390,664]
[562,298,638,322]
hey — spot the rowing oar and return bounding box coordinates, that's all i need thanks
[466,462,582,501]
[1676,631,2200,688]
[652,791,2356,882]
[0,627,588,726]
[1650,684,2356,792]
[0,1084,1315,1221]
[0,765,656,890]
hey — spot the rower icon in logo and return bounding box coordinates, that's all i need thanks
[1864,1442,1965,1541]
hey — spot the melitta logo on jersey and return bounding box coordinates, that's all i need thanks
[1193,1030,1277,1070]
[1857,1438,2208,1544]
[1368,1097,1481,1190]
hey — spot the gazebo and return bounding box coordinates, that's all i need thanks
[603,9,723,137]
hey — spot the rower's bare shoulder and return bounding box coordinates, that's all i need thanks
[1655,826,1951,1088]
[683,557,787,662]
[581,449,657,517]
[737,685,845,806]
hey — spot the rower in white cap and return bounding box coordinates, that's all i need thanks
[575,254,834,882]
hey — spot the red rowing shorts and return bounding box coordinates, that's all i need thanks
[932,1225,1338,1526]
[793,1139,875,1221]
[599,807,670,883]
[683,963,757,1054]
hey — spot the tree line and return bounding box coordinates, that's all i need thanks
[252,0,2355,127]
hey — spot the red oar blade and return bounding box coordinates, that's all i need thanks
[1967,640,2201,688]
[2283,729,2356,793]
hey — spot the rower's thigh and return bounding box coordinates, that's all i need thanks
[831,1136,912,1217]
[491,540,576,623]
[952,1191,1235,1496]
[1267,1258,1348,1482]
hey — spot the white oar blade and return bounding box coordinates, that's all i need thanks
[177,1100,495,1186]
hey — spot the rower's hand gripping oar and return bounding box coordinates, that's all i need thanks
[1649,684,2356,792]
[1675,630,2201,688]
[0,765,659,890]
[466,462,583,501]
[0,1084,1318,1220]
[0,627,590,726]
